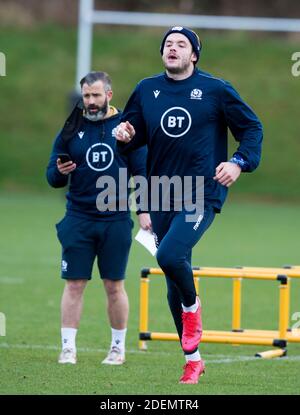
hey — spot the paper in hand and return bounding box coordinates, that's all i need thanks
[135,228,157,256]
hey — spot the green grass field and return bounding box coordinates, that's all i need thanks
[0,192,299,395]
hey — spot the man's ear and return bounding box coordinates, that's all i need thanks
[107,90,113,102]
[191,52,197,63]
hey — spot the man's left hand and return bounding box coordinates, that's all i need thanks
[138,213,152,231]
[213,162,242,187]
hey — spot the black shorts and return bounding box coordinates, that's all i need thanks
[55,215,133,280]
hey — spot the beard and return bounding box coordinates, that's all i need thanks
[164,54,194,75]
[84,98,109,121]
[165,60,191,74]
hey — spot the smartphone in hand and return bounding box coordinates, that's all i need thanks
[57,153,72,163]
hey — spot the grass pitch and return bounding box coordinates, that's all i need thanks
[0,192,300,395]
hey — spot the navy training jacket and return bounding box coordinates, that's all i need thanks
[118,68,263,212]
[47,109,147,220]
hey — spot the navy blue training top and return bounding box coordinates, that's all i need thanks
[47,109,147,220]
[118,68,263,212]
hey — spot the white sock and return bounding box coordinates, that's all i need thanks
[111,328,127,354]
[182,297,200,313]
[61,327,77,352]
[185,350,201,362]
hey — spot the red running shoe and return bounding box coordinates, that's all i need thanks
[181,300,202,352]
[179,360,205,384]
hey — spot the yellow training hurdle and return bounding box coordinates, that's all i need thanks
[139,266,300,358]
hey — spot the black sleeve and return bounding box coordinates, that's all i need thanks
[127,145,148,214]
[221,81,263,172]
[117,84,148,154]
[46,132,69,188]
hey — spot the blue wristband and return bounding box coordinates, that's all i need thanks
[229,155,249,171]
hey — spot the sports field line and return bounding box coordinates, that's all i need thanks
[1,343,299,364]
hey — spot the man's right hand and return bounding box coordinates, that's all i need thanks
[115,121,135,143]
[57,159,76,175]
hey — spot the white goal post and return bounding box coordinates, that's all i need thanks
[75,0,300,92]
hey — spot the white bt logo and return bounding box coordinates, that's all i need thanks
[160,107,192,138]
[86,143,114,171]
[168,116,185,128]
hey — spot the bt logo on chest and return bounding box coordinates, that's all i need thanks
[86,143,114,171]
[160,107,192,138]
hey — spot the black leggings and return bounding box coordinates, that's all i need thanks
[151,207,216,339]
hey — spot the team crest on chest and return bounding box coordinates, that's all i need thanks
[190,89,202,100]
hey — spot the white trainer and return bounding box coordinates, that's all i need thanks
[101,346,125,365]
[58,348,77,364]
